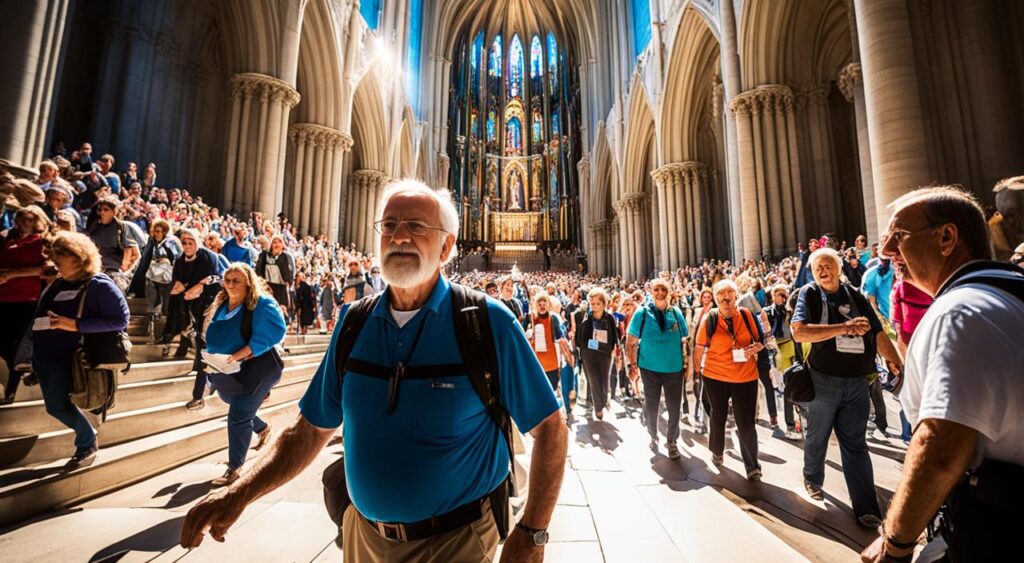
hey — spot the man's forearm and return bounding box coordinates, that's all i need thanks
[791,322,844,343]
[876,331,903,367]
[625,336,638,366]
[231,415,334,505]
[886,420,976,542]
[521,412,568,529]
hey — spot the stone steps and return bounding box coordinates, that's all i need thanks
[0,399,303,530]
[6,353,323,404]
[0,363,316,469]
[0,355,324,439]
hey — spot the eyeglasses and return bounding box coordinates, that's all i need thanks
[373,219,447,237]
[883,224,937,247]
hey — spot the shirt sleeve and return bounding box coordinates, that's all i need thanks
[891,284,905,326]
[120,224,138,248]
[694,314,709,347]
[552,314,565,340]
[489,301,559,433]
[917,308,1009,442]
[78,277,130,333]
[861,269,876,295]
[299,304,350,429]
[675,308,689,338]
[627,308,644,337]
[248,296,287,357]
[791,287,813,324]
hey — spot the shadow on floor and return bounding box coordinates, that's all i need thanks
[0,463,64,488]
[89,514,186,562]
[574,417,623,452]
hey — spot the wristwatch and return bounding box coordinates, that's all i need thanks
[516,522,549,546]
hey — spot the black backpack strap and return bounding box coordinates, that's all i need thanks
[738,308,761,344]
[938,261,1024,303]
[704,309,719,342]
[449,284,512,460]
[241,305,253,344]
[332,294,383,383]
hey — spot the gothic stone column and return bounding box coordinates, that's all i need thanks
[838,62,878,239]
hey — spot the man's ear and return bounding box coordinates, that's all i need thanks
[440,232,456,262]
[938,223,959,257]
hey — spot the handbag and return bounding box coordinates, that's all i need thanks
[70,347,118,422]
[782,291,817,403]
[147,257,173,284]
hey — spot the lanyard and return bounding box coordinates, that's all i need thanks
[721,312,741,349]
[386,311,429,414]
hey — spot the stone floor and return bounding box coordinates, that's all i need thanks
[0,391,909,562]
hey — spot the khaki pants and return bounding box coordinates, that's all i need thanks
[341,503,499,563]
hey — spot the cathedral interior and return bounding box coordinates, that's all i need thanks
[3,0,1023,275]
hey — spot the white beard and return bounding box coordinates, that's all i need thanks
[381,246,435,288]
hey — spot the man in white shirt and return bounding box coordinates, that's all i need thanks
[861,186,1024,563]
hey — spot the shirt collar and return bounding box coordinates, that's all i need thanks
[372,274,450,322]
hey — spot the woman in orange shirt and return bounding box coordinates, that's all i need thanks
[693,279,765,481]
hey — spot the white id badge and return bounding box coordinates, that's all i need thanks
[835,335,865,354]
[732,348,747,363]
[594,329,608,344]
[534,324,547,352]
[588,339,600,350]
[53,290,80,302]
[32,316,51,331]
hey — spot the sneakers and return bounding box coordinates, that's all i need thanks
[253,425,272,450]
[666,442,681,460]
[871,428,888,441]
[804,479,824,501]
[185,398,205,411]
[857,514,883,530]
[64,445,98,471]
[711,453,724,466]
[680,414,690,427]
[747,467,763,482]
[649,439,659,453]
[770,416,779,429]
[161,344,171,358]
[784,429,803,441]
[696,421,708,435]
[211,468,240,487]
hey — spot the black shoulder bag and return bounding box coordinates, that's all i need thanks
[782,286,817,403]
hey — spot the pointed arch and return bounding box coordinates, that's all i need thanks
[622,77,657,196]
[295,0,344,129]
[350,70,388,172]
[660,7,720,163]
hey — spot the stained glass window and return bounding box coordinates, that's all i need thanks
[547,33,558,92]
[532,108,544,143]
[486,110,496,142]
[629,0,651,58]
[506,116,522,153]
[489,36,502,77]
[530,35,543,78]
[508,35,524,98]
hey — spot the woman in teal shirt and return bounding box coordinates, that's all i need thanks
[202,264,287,486]
[625,279,688,459]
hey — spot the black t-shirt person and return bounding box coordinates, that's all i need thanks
[792,282,882,377]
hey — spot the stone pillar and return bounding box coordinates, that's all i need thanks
[289,127,308,223]
[225,73,300,216]
[838,62,878,239]
[854,0,931,230]
[577,157,591,255]
[651,169,671,270]
[349,170,390,254]
[616,201,631,280]
[329,134,354,243]
[805,84,839,233]
[730,85,803,258]
[288,124,347,237]
[0,0,70,164]
[718,0,745,260]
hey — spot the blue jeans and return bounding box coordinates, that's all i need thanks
[803,369,880,518]
[35,361,97,451]
[216,368,279,470]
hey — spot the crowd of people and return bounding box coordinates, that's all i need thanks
[3,142,1021,561]
[0,142,385,469]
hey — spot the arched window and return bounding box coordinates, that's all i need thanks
[508,35,524,99]
[547,32,558,93]
[488,36,502,77]
[530,35,543,78]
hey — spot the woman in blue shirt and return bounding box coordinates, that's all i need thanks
[201,263,287,486]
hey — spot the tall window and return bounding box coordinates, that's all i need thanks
[530,36,543,78]
[508,35,524,99]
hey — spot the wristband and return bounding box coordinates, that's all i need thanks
[882,524,918,551]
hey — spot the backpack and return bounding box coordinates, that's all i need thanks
[66,276,130,422]
[937,261,1024,303]
[321,283,516,539]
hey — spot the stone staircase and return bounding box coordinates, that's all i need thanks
[0,298,331,530]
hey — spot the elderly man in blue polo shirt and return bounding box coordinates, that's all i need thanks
[181,180,567,562]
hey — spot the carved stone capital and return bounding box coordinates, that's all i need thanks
[837,62,862,101]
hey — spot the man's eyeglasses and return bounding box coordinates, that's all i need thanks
[883,224,937,247]
[373,219,447,237]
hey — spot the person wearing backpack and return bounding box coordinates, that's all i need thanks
[85,196,139,280]
[626,278,688,459]
[791,247,902,530]
[577,288,618,423]
[201,264,286,487]
[861,187,1024,563]
[181,181,567,562]
[693,279,764,480]
[31,232,129,470]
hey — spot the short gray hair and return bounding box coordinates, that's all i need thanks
[808,247,843,273]
[712,279,738,297]
[889,186,992,260]
[377,179,460,239]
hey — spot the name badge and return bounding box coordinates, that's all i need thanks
[835,335,865,354]
[534,324,547,352]
[588,339,600,350]
[32,316,51,331]
[732,348,747,363]
[594,329,608,344]
[53,290,80,302]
